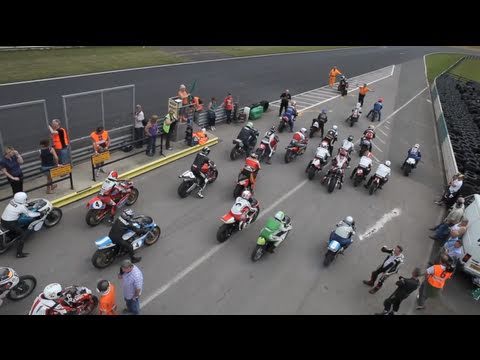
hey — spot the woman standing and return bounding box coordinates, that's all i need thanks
[207,97,217,131]
[144,115,159,157]
[39,139,59,194]
[0,146,24,195]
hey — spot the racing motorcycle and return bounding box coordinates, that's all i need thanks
[0,267,37,306]
[338,78,349,96]
[346,107,361,127]
[368,174,385,195]
[367,109,380,122]
[0,198,62,254]
[177,161,218,198]
[285,140,307,163]
[351,166,368,187]
[359,138,371,157]
[233,167,255,198]
[59,285,98,315]
[255,135,278,163]
[305,146,329,180]
[85,180,139,226]
[230,139,248,160]
[91,215,161,268]
[251,216,292,262]
[322,165,344,193]
[402,157,417,177]
[324,225,355,267]
[278,115,290,133]
[217,198,260,243]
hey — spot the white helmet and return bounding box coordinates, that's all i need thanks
[43,283,62,300]
[13,192,27,205]
[332,125,338,131]
[414,144,420,148]
[385,160,391,167]
[368,125,375,130]
[355,102,361,108]
[344,216,354,226]
[300,128,307,134]
[292,101,297,106]
[241,190,252,200]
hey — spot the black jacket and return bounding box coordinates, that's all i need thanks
[237,127,258,145]
[378,247,403,274]
[280,93,291,105]
[191,153,210,170]
[390,276,420,300]
[109,216,141,242]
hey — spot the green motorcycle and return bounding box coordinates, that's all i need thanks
[251,215,292,262]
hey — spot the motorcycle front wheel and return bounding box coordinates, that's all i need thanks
[44,208,63,228]
[251,245,266,262]
[369,182,377,195]
[91,249,116,268]
[85,209,105,227]
[144,226,161,246]
[125,188,140,206]
[7,275,37,301]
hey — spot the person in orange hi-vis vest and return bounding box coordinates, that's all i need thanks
[193,128,208,146]
[329,66,342,88]
[357,83,374,107]
[415,254,454,310]
[96,280,117,315]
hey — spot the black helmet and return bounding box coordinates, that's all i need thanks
[121,208,134,221]
[347,135,354,142]
[96,280,110,294]
[201,147,210,156]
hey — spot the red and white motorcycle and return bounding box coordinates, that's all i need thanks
[217,197,260,243]
[0,267,37,307]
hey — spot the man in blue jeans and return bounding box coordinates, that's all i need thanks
[118,259,143,315]
[367,98,383,122]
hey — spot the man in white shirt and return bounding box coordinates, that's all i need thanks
[442,238,463,264]
[436,173,464,206]
[364,160,391,189]
[134,105,145,148]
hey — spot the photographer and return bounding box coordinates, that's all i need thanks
[377,268,421,315]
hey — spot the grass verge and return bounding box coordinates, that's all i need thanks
[425,53,464,83]
[211,46,352,57]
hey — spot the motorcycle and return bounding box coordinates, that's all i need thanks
[91,215,161,268]
[285,140,307,163]
[251,216,292,262]
[368,174,385,195]
[59,286,98,315]
[85,180,139,226]
[322,166,344,193]
[324,228,355,267]
[233,167,255,198]
[0,267,37,306]
[177,161,218,198]
[351,166,368,187]
[0,198,62,254]
[359,138,371,157]
[255,136,278,163]
[346,108,361,127]
[367,109,380,122]
[310,118,323,138]
[306,147,329,180]
[402,157,417,177]
[217,198,260,243]
[278,116,290,133]
[230,139,247,160]
[338,79,349,96]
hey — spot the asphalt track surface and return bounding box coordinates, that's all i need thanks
[0,46,463,153]
[3,51,472,315]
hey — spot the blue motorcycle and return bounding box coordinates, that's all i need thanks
[324,228,355,267]
[91,215,161,268]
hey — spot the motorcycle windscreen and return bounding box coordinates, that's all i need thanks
[328,240,341,252]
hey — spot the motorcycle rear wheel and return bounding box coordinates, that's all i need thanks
[209,169,219,183]
[145,226,161,246]
[327,177,337,193]
[307,166,316,180]
[178,181,193,198]
[7,275,37,301]
[251,245,265,262]
[125,188,139,206]
[403,164,411,176]
[324,251,335,267]
[217,224,234,243]
[369,182,377,195]
[44,208,63,228]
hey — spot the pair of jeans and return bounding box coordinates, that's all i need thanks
[125,298,140,315]
[434,223,450,241]
[225,109,232,123]
[56,147,71,165]
[146,136,156,156]
[7,175,23,195]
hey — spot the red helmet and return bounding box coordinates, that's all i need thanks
[107,171,118,180]
[339,148,348,157]
[378,98,384,103]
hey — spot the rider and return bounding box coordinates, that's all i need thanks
[350,151,374,180]
[362,125,376,152]
[367,98,384,121]
[108,209,143,263]
[313,109,328,138]
[311,141,330,165]
[349,102,362,120]
[262,126,279,164]
[236,122,259,154]
[241,153,261,190]
[339,75,348,91]
[340,135,355,166]
[329,216,356,250]
[236,190,258,225]
[324,148,349,187]
[1,192,41,258]
[292,128,308,154]
[323,125,338,154]
[365,160,392,189]
[100,171,128,219]
[402,144,422,168]
[282,102,298,132]
[261,211,293,253]
[191,146,212,198]
[29,283,71,315]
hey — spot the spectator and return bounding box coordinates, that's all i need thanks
[96,279,117,315]
[450,218,469,238]
[0,146,24,195]
[39,139,59,194]
[48,119,70,165]
[144,115,159,157]
[192,96,204,125]
[416,254,454,310]
[134,105,145,148]
[435,173,464,207]
[90,125,110,177]
[363,245,404,294]
[429,197,465,241]
[118,259,143,315]
[376,268,421,315]
[207,97,217,131]
[441,238,463,264]
[163,110,177,151]
[192,128,208,146]
[279,89,291,117]
[357,83,373,107]
[223,93,234,124]
[178,84,190,122]
[329,67,342,88]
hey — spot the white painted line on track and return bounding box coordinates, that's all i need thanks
[358,208,402,241]
[382,87,428,122]
[376,136,386,144]
[377,128,388,137]
[140,179,309,309]
[383,125,390,130]
[426,99,432,103]
[372,142,383,152]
